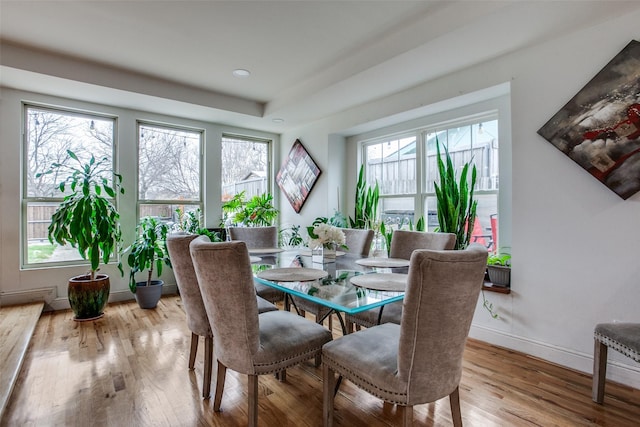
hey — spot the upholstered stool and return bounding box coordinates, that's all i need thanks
[592,322,640,403]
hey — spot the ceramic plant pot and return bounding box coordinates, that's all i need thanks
[68,274,110,321]
[134,280,164,309]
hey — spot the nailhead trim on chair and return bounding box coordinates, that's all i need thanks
[254,348,323,374]
[594,332,640,363]
[323,356,409,405]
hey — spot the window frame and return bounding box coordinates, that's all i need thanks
[220,133,273,200]
[21,103,119,269]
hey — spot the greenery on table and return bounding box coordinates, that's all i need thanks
[36,149,125,280]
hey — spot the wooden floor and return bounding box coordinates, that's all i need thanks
[2,295,639,427]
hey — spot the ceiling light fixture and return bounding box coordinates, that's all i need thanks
[272,118,284,123]
[232,69,251,78]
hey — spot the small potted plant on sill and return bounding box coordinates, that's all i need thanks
[37,149,124,321]
[487,252,511,287]
[125,216,171,309]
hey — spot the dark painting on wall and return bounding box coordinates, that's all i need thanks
[537,40,640,199]
[276,139,321,213]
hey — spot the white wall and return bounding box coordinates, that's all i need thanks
[281,11,640,388]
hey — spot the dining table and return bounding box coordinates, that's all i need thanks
[251,248,409,335]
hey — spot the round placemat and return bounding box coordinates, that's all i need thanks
[350,273,408,291]
[256,267,328,282]
[248,248,285,254]
[354,257,410,268]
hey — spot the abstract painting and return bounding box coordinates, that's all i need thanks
[277,139,321,213]
[537,40,640,199]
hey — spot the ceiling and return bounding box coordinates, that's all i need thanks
[1,1,638,134]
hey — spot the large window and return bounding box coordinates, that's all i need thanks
[221,135,271,201]
[363,114,500,251]
[137,122,202,226]
[23,105,116,266]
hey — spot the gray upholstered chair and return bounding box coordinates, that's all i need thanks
[227,226,284,304]
[322,244,488,427]
[166,233,278,399]
[592,322,640,403]
[189,238,333,427]
[292,228,375,330]
[344,230,456,333]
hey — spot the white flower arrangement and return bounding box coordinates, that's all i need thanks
[307,222,346,250]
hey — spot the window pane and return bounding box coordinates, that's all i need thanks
[379,197,415,229]
[25,201,84,264]
[364,137,415,195]
[221,136,269,201]
[139,203,201,231]
[138,124,201,201]
[26,107,113,198]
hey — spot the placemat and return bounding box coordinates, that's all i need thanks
[354,257,410,268]
[298,249,346,257]
[350,273,408,291]
[248,248,285,254]
[249,256,261,263]
[256,267,328,282]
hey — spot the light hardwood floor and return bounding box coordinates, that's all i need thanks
[2,295,639,426]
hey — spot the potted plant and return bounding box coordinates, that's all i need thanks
[222,191,279,227]
[126,216,171,309]
[487,252,511,287]
[36,149,124,321]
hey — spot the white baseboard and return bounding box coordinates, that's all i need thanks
[469,324,640,390]
[0,287,57,309]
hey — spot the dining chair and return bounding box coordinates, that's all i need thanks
[189,238,333,427]
[227,226,284,304]
[322,244,488,427]
[166,233,278,399]
[291,228,375,332]
[344,230,456,333]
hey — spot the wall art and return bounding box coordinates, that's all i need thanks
[276,139,321,213]
[537,40,640,199]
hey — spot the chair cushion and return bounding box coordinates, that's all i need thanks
[345,301,402,329]
[322,323,409,404]
[595,323,640,362]
[253,310,333,374]
[257,296,278,313]
[254,281,285,303]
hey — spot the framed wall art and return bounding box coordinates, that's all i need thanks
[276,139,321,213]
[537,40,640,199]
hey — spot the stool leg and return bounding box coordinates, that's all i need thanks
[592,339,608,404]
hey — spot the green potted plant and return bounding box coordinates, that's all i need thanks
[487,252,511,287]
[36,149,124,321]
[125,216,171,309]
[349,164,379,230]
[222,192,279,227]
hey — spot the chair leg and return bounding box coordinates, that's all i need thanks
[323,363,336,427]
[593,339,608,404]
[344,319,354,334]
[400,405,413,427]
[203,336,213,399]
[449,386,462,427]
[248,374,259,427]
[213,361,227,412]
[188,332,199,370]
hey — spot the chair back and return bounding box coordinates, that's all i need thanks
[389,230,456,260]
[166,233,212,337]
[398,243,488,402]
[190,238,260,374]
[228,226,278,249]
[340,228,375,256]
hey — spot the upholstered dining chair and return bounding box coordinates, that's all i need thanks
[344,230,456,333]
[292,228,375,330]
[227,226,284,304]
[322,244,488,427]
[189,238,333,427]
[166,233,278,399]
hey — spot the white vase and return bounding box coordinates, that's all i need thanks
[312,243,336,263]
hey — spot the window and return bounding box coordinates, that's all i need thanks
[221,135,271,201]
[23,105,116,266]
[363,114,500,252]
[137,123,202,227]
